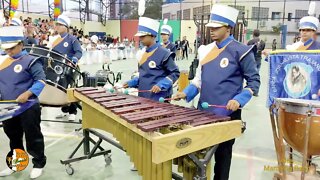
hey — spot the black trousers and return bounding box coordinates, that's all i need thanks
[60,70,78,115]
[3,103,46,168]
[182,48,188,59]
[61,103,78,115]
[213,110,241,180]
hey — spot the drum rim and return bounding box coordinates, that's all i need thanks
[39,81,68,107]
[24,45,79,70]
[29,53,81,75]
[25,45,71,60]
[45,80,67,93]
[276,98,320,107]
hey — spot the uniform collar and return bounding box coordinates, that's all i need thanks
[11,50,28,59]
[0,50,6,55]
[61,33,68,38]
[146,43,159,53]
[163,41,170,45]
[216,35,234,49]
[303,38,313,46]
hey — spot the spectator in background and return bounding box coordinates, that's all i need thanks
[24,23,38,45]
[175,38,182,60]
[181,36,189,60]
[272,39,277,51]
[247,29,265,72]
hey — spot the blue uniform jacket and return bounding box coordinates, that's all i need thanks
[128,43,180,101]
[52,33,82,63]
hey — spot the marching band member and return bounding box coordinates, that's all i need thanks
[123,17,180,101]
[173,4,260,180]
[0,26,47,179]
[286,15,320,50]
[9,17,23,26]
[160,20,176,54]
[49,14,82,121]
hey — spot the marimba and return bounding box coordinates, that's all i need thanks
[0,103,20,121]
[66,87,242,180]
[0,102,34,122]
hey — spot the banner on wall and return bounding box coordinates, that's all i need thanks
[10,0,19,18]
[268,51,320,106]
[54,0,62,20]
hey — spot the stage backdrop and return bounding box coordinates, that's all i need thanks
[268,51,320,106]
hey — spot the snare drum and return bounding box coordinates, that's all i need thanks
[276,98,320,155]
[25,45,81,106]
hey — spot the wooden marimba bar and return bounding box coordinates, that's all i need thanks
[68,87,242,180]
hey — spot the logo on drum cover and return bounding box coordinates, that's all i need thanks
[6,149,29,172]
[54,65,63,75]
[283,63,313,98]
[148,61,156,68]
[176,138,192,149]
[220,58,229,68]
[13,64,22,73]
[63,42,69,47]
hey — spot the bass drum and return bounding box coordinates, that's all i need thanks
[25,45,81,106]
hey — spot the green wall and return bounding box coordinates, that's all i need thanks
[158,20,181,43]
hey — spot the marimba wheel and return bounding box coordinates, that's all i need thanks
[104,154,112,166]
[65,164,74,175]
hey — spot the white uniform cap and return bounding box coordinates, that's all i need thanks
[206,4,239,28]
[299,16,319,31]
[0,26,24,49]
[160,24,172,35]
[57,14,71,27]
[90,35,99,44]
[135,17,159,37]
[10,18,22,26]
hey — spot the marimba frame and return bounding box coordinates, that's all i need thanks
[63,88,242,179]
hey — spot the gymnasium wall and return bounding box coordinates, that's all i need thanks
[120,20,139,46]
[158,20,181,43]
[180,20,197,50]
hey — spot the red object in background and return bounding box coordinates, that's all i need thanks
[121,20,139,48]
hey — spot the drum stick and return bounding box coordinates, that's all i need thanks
[0,100,17,103]
[124,89,166,95]
[201,102,242,109]
[0,99,35,103]
[158,97,177,102]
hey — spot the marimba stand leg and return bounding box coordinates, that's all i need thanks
[187,145,218,180]
[60,129,113,175]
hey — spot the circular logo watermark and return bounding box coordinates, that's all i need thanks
[6,149,29,172]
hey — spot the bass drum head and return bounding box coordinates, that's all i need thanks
[39,82,69,106]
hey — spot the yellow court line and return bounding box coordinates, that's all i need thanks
[233,152,277,164]
[44,131,81,149]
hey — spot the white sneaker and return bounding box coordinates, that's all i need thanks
[68,114,76,121]
[30,168,43,179]
[56,113,68,119]
[0,168,14,177]
[130,165,137,171]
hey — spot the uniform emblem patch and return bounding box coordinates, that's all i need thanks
[149,61,156,68]
[63,42,69,47]
[14,64,22,73]
[220,58,229,68]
